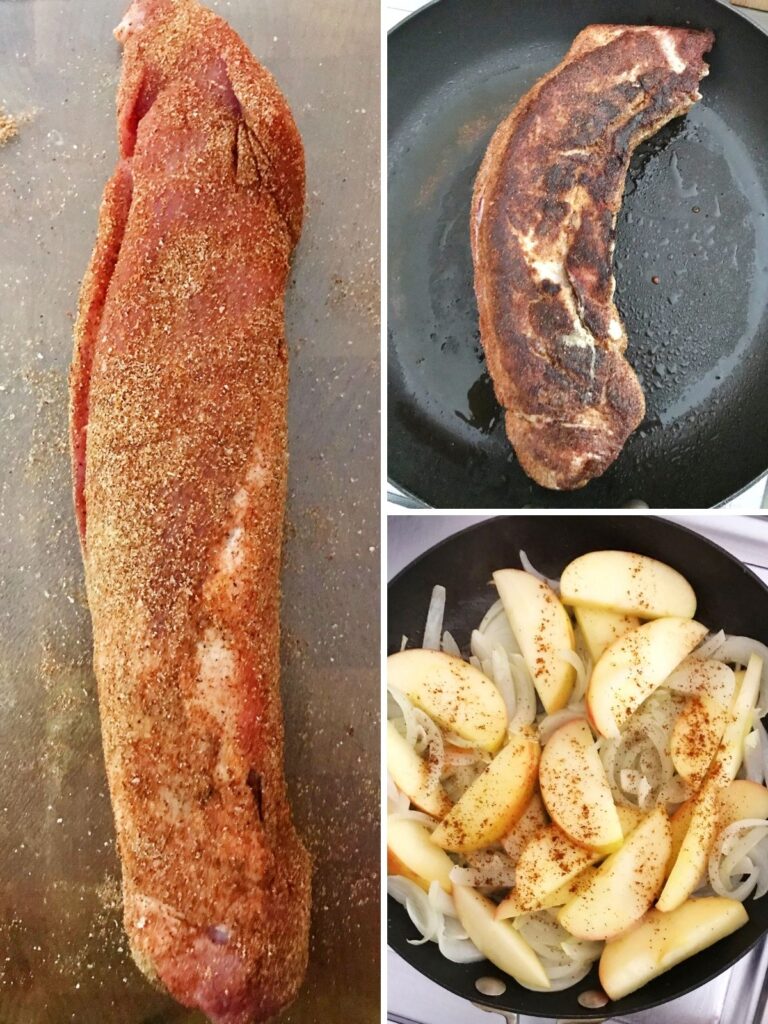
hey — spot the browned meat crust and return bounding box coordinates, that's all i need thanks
[471,25,714,490]
[69,1,310,1021]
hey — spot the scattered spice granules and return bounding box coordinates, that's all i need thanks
[0,107,20,147]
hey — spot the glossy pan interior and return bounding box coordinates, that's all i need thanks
[388,0,768,508]
[387,516,768,1018]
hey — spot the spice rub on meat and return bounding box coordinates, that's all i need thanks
[471,25,714,490]
[69,0,309,1021]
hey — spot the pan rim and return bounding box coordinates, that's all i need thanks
[387,0,768,509]
[386,514,768,1017]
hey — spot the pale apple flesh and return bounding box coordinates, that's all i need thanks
[388,648,508,752]
[496,866,598,920]
[617,804,646,837]
[539,718,623,854]
[493,569,575,714]
[386,721,452,818]
[707,655,763,787]
[719,780,768,829]
[513,824,599,913]
[388,818,455,893]
[558,808,671,941]
[500,792,548,864]
[599,898,748,1001]
[431,731,540,853]
[586,617,708,739]
[560,550,697,619]
[665,657,736,707]
[670,693,727,789]
[574,606,641,663]
[453,885,551,990]
[657,780,720,912]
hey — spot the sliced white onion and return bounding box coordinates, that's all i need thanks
[450,852,517,890]
[744,728,764,784]
[709,820,768,901]
[556,649,588,705]
[442,630,461,657]
[478,598,505,634]
[691,630,726,661]
[491,645,517,723]
[400,635,408,652]
[387,774,410,815]
[519,550,560,593]
[712,637,768,710]
[428,881,457,918]
[471,629,493,665]
[388,810,440,830]
[756,718,768,785]
[508,654,538,730]
[413,707,445,796]
[437,915,484,963]
[387,876,441,944]
[387,685,420,748]
[423,585,446,651]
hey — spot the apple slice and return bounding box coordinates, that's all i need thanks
[617,804,646,837]
[500,792,548,864]
[496,866,597,920]
[668,800,694,873]
[587,617,708,739]
[452,886,550,990]
[513,824,599,913]
[574,606,641,663]
[539,718,623,854]
[560,551,697,619]
[558,807,671,941]
[657,780,720,912]
[388,649,507,753]
[707,655,763,786]
[665,657,736,706]
[599,898,748,1000]
[671,694,727,789]
[386,721,452,819]
[387,818,455,893]
[431,731,539,853]
[493,569,575,714]
[719,780,768,828]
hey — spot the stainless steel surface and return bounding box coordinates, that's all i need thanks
[0,2,379,1021]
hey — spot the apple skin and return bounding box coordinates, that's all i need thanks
[386,721,452,819]
[387,818,455,893]
[657,779,720,913]
[453,885,551,990]
[560,550,697,619]
[388,648,508,753]
[431,730,539,853]
[558,807,671,941]
[512,823,599,913]
[493,569,575,714]
[599,898,748,1001]
[539,718,623,855]
[574,606,641,663]
[586,617,708,739]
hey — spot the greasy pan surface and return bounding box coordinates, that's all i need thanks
[388,0,768,508]
[387,516,768,1018]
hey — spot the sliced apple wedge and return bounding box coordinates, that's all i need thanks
[617,804,646,837]
[500,792,548,864]
[493,569,575,714]
[431,731,539,853]
[669,800,695,871]
[386,721,452,819]
[558,807,671,941]
[587,617,708,738]
[560,551,697,619]
[574,606,641,663]
[657,779,720,912]
[513,824,599,913]
[387,818,454,893]
[388,649,507,753]
[707,655,763,786]
[719,780,768,828]
[539,718,622,854]
[599,898,748,1001]
[665,657,736,706]
[496,866,598,920]
[670,694,727,789]
[452,886,550,990]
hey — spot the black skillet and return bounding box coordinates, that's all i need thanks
[388,0,768,509]
[388,516,768,1018]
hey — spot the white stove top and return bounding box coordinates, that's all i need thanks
[387,514,768,1024]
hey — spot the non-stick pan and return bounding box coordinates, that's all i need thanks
[387,516,768,1019]
[388,0,768,508]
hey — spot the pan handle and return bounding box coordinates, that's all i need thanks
[472,1005,606,1024]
